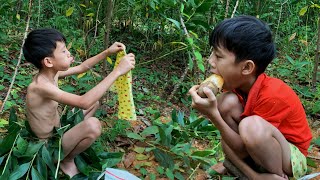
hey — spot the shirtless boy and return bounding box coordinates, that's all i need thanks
[189,15,312,179]
[23,28,135,177]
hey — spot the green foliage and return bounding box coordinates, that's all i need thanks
[125,109,222,179]
[0,108,123,179]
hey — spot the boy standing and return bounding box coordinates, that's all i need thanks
[189,16,312,179]
[23,28,135,177]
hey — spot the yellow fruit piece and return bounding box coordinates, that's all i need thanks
[114,50,137,121]
[77,72,86,79]
[106,57,113,65]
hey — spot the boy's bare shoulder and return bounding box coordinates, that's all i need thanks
[27,76,60,98]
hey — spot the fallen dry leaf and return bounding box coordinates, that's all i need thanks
[123,152,136,168]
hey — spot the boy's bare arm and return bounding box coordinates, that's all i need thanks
[189,86,246,153]
[42,53,135,110]
[58,42,125,78]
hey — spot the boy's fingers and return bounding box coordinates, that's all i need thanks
[203,87,216,101]
[188,85,200,96]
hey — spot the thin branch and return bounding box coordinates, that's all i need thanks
[224,0,230,19]
[275,0,288,42]
[86,0,103,52]
[231,0,239,18]
[0,0,33,113]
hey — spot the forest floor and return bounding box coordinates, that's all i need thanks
[120,107,320,180]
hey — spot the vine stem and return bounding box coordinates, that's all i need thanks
[187,163,201,180]
[0,0,33,113]
[55,137,62,178]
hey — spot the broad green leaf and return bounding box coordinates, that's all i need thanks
[171,109,177,122]
[177,111,185,126]
[188,117,206,129]
[307,158,317,168]
[75,109,84,125]
[133,146,145,154]
[31,167,45,180]
[16,14,20,20]
[153,149,174,170]
[0,118,8,128]
[191,150,215,157]
[285,55,294,65]
[0,85,5,91]
[127,132,145,141]
[0,132,18,156]
[136,154,149,161]
[66,7,74,17]
[8,108,17,127]
[24,141,44,157]
[140,126,159,137]
[180,3,184,13]
[166,18,180,29]
[165,168,174,180]
[188,52,194,70]
[98,152,123,159]
[9,162,31,180]
[0,154,6,166]
[13,136,28,156]
[149,173,156,180]
[313,136,320,146]
[101,158,122,169]
[310,4,320,8]
[174,172,185,180]
[186,37,193,46]
[41,146,56,174]
[75,156,89,176]
[299,6,308,16]
[196,0,214,12]
[194,51,204,72]
[86,13,95,17]
[158,125,173,146]
[36,155,47,180]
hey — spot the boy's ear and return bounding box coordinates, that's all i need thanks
[241,60,255,75]
[42,57,53,68]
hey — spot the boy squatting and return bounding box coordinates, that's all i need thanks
[189,15,312,180]
[23,28,135,177]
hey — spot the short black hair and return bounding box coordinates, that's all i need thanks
[23,28,66,69]
[209,15,276,75]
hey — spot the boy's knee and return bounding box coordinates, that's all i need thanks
[85,117,102,139]
[218,92,242,117]
[239,115,267,146]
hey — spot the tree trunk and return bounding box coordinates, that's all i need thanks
[312,16,320,87]
[103,0,113,77]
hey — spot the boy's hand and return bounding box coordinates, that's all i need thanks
[189,85,219,118]
[107,42,126,55]
[114,53,135,76]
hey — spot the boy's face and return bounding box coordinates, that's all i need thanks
[208,46,246,91]
[49,41,74,71]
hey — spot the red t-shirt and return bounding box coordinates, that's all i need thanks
[235,73,312,156]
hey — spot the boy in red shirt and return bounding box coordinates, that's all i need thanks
[189,15,312,179]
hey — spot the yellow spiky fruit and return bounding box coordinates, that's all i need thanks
[114,50,137,121]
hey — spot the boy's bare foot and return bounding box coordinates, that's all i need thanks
[210,162,227,174]
[60,159,80,178]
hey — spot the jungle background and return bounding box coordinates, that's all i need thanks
[0,0,319,179]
